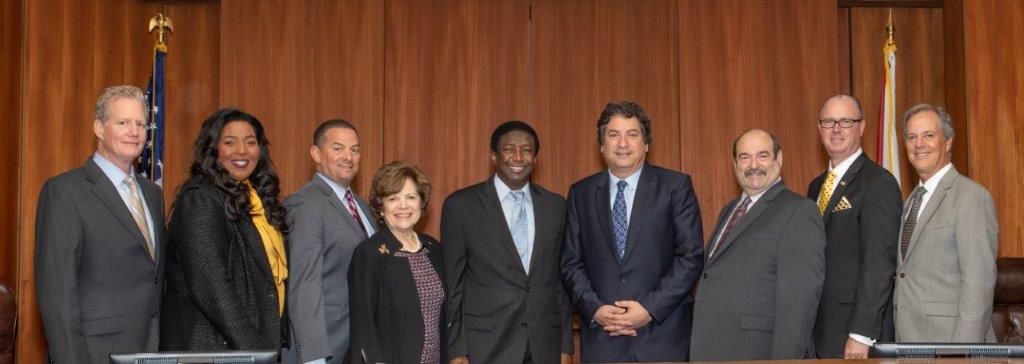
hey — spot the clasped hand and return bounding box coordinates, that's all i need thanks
[593,301,651,337]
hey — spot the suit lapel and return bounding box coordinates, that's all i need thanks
[905,167,959,260]
[823,154,867,223]
[621,167,655,262]
[313,176,369,238]
[593,174,620,265]
[710,181,786,262]
[706,198,739,266]
[237,214,275,280]
[83,159,151,256]
[480,181,528,277]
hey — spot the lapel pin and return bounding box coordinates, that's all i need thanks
[378,244,390,255]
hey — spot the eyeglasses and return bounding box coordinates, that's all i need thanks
[818,118,862,128]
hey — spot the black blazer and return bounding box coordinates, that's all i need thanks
[160,175,283,351]
[807,153,901,358]
[561,163,704,363]
[349,228,446,364]
[441,179,572,363]
[35,158,165,364]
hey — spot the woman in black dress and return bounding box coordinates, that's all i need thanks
[160,108,289,351]
[349,161,445,364]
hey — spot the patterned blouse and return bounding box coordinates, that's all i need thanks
[395,247,444,364]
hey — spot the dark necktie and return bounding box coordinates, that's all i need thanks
[900,186,928,260]
[710,196,751,258]
[612,180,629,260]
[345,189,368,238]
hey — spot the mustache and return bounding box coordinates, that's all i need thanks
[744,168,767,177]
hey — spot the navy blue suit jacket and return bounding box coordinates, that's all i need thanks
[561,163,704,362]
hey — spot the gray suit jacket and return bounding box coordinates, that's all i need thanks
[441,179,572,364]
[691,181,825,361]
[35,158,165,364]
[285,175,377,363]
[895,166,998,343]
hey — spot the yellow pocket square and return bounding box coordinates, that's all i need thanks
[833,196,852,212]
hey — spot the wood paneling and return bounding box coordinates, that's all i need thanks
[384,0,530,233]
[961,0,1024,257]
[0,0,22,291]
[678,0,841,239]
[943,0,971,176]
[530,0,681,199]
[850,7,944,194]
[219,0,384,203]
[16,1,220,361]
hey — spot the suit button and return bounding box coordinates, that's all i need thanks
[899,273,906,278]
[526,286,530,293]
[620,277,626,283]
[702,273,708,279]
[521,322,527,328]
[151,310,158,318]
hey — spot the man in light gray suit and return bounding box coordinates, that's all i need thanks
[691,129,826,361]
[35,85,165,363]
[286,119,378,364]
[895,104,998,343]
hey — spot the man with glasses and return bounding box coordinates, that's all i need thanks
[808,95,901,359]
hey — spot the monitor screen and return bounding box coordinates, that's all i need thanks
[871,343,1024,358]
[109,350,278,364]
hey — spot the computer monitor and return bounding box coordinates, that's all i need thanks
[871,343,1024,358]
[109,350,278,364]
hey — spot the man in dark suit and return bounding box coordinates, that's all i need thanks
[35,85,166,364]
[442,121,572,364]
[690,129,825,361]
[561,101,704,363]
[809,95,901,359]
[286,119,377,364]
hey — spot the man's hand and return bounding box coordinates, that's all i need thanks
[609,300,652,330]
[594,304,631,336]
[560,353,572,364]
[843,338,870,359]
[449,356,470,364]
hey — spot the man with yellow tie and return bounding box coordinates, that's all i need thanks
[808,94,902,359]
[35,85,166,363]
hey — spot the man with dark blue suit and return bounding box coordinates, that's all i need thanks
[561,101,704,363]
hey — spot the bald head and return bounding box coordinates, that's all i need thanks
[733,129,784,196]
[818,94,866,164]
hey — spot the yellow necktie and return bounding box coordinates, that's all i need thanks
[817,171,837,215]
[124,176,155,259]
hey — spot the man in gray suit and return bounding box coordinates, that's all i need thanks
[443,121,572,364]
[286,119,378,363]
[895,104,998,343]
[35,85,166,363]
[691,129,826,361]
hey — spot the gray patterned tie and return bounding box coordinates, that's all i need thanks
[612,180,629,260]
[900,186,928,260]
[510,191,530,273]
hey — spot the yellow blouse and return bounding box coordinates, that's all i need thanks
[246,182,288,316]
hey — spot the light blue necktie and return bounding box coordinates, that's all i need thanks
[510,191,530,273]
[612,180,628,260]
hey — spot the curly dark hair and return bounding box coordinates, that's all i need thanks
[368,161,431,228]
[597,101,653,146]
[187,108,288,233]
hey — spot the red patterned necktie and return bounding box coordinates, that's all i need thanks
[345,189,368,238]
[710,196,751,257]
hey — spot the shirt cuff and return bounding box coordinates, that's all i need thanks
[305,359,327,364]
[849,333,876,346]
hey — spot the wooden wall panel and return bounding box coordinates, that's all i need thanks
[961,0,1024,257]
[219,0,384,202]
[0,0,22,291]
[678,0,841,239]
[850,7,944,194]
[384,0,530,234]
[16,1,220,361]
[530,0,681,199]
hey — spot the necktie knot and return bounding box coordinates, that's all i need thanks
[510,190,525,202]
[124,176,136,189]
[617,180,628,192]
[912,185,927,198]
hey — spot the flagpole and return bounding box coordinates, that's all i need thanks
[879,9,901,186]
[146,14,171,183]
